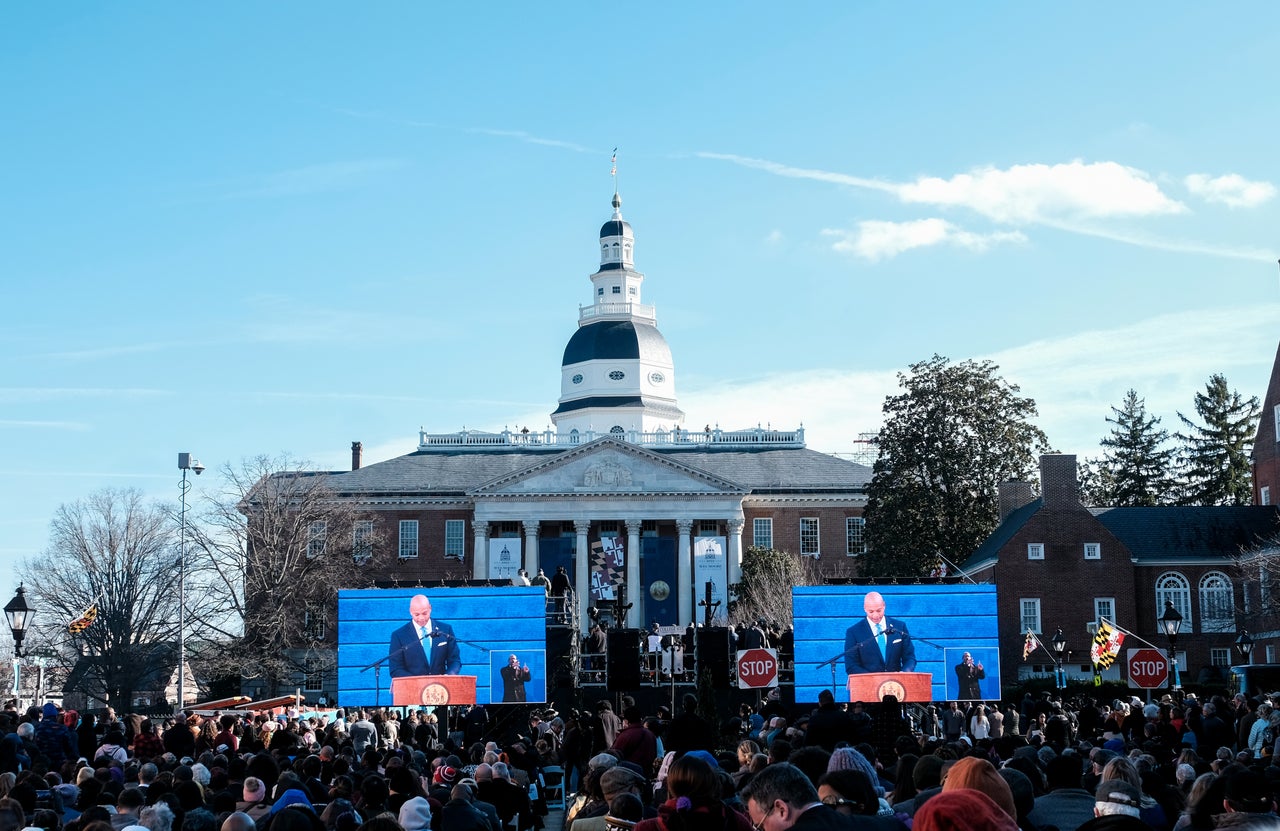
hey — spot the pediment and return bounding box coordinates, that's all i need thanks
[471,438,746,497]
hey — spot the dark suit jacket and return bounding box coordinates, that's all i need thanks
[844,618,916,675]
[500,664,531,701]
[389,620,462,676]
[955,662,985,699]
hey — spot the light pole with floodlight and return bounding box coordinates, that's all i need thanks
[177,453,204,713]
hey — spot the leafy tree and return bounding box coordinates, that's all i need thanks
[862,355,1049,577]
[729,546,820,628]
[19,488,180,710]
[1077,457,1113,507]
[1098,389,1178,506]
[185,455,380,696]
[1177,373,1261,505]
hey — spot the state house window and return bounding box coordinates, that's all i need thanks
[1155,571,1191,629]
[1027,543,1044,560]
[1020,598,1041,634]
[304,604,327,641]
[1200,571,1235,633]
[399,520,419,559]
[753,518,773,550]
[1274,404,1279,442]
[846,517,866,556]
[1094,597,1115,625]
[303,654,325,692]
[699,520,719,534]
[1263,486,1272,506]
[352,520,374,564]
[612,286,621,294]
[800,518,820,556]
[307,521,326,558]
[1084,542,1101,560]
[444,520,465,559]
[1211,648,1231,668]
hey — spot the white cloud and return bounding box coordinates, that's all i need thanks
[764,229,784,244]
[825,218,1026,261]
[899,160,1186,224]
[1185,173,1277,208]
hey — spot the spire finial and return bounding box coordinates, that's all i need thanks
[610,148,622,218]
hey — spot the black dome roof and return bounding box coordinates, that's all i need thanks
[562,320,673,366]
[599,219,632,239]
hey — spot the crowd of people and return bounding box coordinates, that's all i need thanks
[1,687,1279,831]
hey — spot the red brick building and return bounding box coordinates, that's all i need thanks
[1253,340,1280,507]
[965,453,1280,687]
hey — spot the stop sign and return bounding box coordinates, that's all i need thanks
[1127,647,1169,689]
[737,648,779,689]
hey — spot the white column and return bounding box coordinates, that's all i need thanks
[728,518,744,593]
[523,520,540,576]
[575,519,592,629]
[472,521,489,580]
[625,519,643,628]
[676,519,693,626]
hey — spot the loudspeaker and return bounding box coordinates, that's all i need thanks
[606,629,643,691]
[697,627,732,689]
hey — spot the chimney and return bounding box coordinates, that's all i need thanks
[1040,453,1080,508]
[351,441,363,471]
[998,480,1036,522]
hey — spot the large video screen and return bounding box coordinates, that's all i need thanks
[793,584,1000,703]
[337,586,547,707]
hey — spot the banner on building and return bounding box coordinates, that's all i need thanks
[693,536,728,624]
[487,538,522,581]
[590,536,625,600]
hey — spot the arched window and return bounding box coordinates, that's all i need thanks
[1155,572,1192,630]
[569,428,580,445]
[610,425,625,434]
[1199,571,1235,633]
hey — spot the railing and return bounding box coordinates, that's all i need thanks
[578,302,656,322]
[418,425,805,452]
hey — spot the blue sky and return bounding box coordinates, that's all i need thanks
[4,4,1279,599]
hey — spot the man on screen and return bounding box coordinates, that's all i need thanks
[844,590,916,675]
[389,594,462,677]
[955,652,986,699]
[500,654,532,702]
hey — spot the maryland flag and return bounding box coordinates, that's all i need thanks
[1022,629,1040,661]
[67,604,98,635]
[1090,619,1125,668]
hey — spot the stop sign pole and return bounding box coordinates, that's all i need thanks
[1126,647,1170,690]
[737,648,779,689]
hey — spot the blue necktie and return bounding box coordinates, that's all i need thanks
[876,624,887,660]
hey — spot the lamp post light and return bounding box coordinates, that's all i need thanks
[1159,600,1184,690]
[177,453,204,714]
[1235,630,1255,665]
[4,585,34,659]
[1050,628,1067,689]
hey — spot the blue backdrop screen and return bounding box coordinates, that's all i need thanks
[793,584,1000,703]
[337,587,547,707]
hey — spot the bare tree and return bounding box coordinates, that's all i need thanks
[185,455,380,695]
[19,488,179,710]
[729,546,821,629]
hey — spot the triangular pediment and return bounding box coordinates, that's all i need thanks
[471,438,747,497]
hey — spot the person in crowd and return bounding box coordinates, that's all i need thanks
[636,754,751,831]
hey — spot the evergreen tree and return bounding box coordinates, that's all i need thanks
[1177,373,1261,505]
[863,355,1049,577]
[1099,389,1177,506]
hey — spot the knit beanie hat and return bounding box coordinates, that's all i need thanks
[398,796,432,831]
[941,757,1017,822]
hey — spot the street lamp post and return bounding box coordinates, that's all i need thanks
[4,585,34,659]
[1159,600,1184,691]
[177,453,204,713]
[1235,630,1255,665]
[1050,628,1067,689]
[5,585,35,709]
